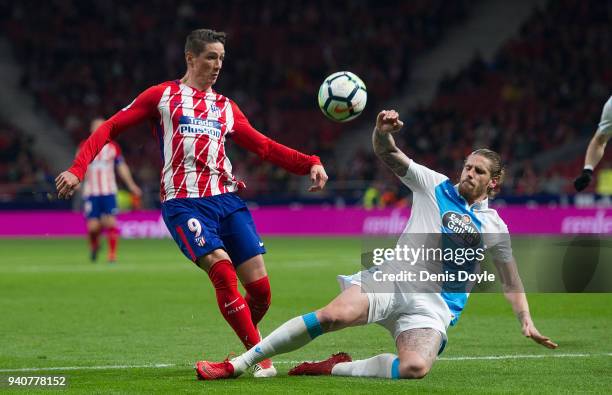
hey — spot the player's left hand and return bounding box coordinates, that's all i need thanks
[521,316,558,349]
[55,171,80,199]
[573,168,593,191]
[308,164,328,192]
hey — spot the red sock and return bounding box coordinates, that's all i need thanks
[244,276,271,326]
[88,230,100,251]
[108,227,119,259]
[207,260,261,349]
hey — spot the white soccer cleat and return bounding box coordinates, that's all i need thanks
[252,360,277,378]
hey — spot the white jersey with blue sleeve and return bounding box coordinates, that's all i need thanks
[398,160,512,324]
[337,159,512,347]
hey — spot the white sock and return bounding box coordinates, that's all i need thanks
[231,312,323,375]
[331,353,399,379]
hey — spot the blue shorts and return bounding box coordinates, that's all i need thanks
[84,195,118,219]
[161,193,266,266]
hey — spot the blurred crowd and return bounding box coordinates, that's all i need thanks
[0,123,55,201]
[1,0,610,207]
[358,0,612,207]
[0,0,468,203]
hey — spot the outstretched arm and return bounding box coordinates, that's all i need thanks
[584,132,610,170]
[116,161,142,197]
[56,86,163,199]
[574,132,610,191]
[575,96,612,191]
[230,102,328,192]
[494,258,558,349]
[372,110,410,178]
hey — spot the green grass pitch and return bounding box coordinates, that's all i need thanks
[0,237,610,394]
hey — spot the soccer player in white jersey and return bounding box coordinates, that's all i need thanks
[55,29,328,378]
[81,118,142,263]
[195,110,557,381]
[574,95,612,191]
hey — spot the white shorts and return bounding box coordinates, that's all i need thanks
[337,270,452,353]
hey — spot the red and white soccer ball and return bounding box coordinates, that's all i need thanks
[318,71,367,122]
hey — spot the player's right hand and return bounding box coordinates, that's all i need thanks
[55,171,80,199]
[521,317,558,349]
[573,168,593,191]
[375,110,404,134]
[308,164,328,192]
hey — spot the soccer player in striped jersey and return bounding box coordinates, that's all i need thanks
[194,110,556,381]
[81,118,142,263]
[56,29,328,378]
[574,95,612,191]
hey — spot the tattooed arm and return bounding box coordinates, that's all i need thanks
[372,110,410,178]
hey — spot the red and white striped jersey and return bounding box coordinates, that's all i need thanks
[155,83,243,200]
[69,80,321,202]
[82,142,123,197]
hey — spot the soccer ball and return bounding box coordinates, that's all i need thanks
[318,71,367,122]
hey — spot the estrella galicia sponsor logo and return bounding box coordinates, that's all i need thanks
[178,115,222,139]
[442,211,481,247]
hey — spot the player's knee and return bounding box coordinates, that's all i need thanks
[207,259,238,290]
[315,307,335,326]
[399,359,430,379]
[198,250,231,271]
[101,217,116,229]
[245,277,272,308]
[316,306,350,330]
[87,220,101,233]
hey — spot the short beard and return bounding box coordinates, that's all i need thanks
[459,182,487,202]
[458,181,471,197]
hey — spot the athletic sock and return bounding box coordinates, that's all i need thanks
[107,227,119,260]
[244,276,271,326]
[88,230,100,257]
[88,231,100,250]
[331,353,399,379]
[231,312,323,375]
[207,260,261,350]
